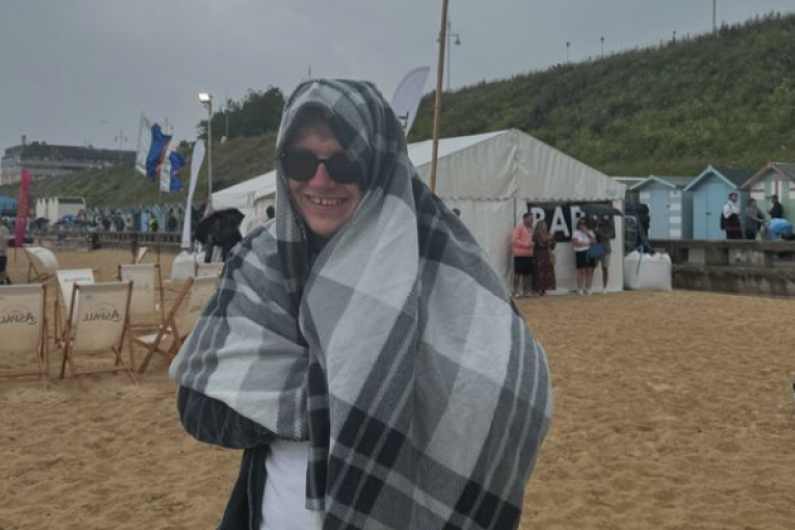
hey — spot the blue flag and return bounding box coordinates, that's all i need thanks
[145,124,172,180]
[169,151,186,192]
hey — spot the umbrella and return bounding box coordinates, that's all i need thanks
[194,208,245,245]
[581,204,624,218]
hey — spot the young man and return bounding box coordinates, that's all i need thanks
[723,192,742,240]
[512,212,535,297]
[171,80,552,530]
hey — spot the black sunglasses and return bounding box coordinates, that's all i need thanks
[278,151,360,185]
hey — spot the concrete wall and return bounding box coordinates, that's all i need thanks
[672,264,795,297]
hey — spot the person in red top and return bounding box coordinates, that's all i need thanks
[512,213,535,297]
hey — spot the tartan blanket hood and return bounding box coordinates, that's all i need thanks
[171,79,552,530]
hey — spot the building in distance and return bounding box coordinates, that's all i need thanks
[0,136,135,185]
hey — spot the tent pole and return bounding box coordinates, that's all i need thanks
[429,0,449,193]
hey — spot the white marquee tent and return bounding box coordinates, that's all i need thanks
[213,129,625,293]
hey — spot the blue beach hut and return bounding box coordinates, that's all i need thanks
[684,165,754,240]
[629,176,695,240]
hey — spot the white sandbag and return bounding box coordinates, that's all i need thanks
[635,253,672,291]
[171,251,201,281]
[623,251,641,289]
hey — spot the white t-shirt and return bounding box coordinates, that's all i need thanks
[261,441,315,530]
[723,201,740,218]
[572,230,592,252]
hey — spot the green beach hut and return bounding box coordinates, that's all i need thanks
[741,162,795,224]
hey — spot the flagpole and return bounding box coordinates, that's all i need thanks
[429,0,449,193]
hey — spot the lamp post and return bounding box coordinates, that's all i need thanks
[114,129,128,163]
[437,19,461,91]
[566,41,570,63]
[600,36,605,57]
[199,91,213,209]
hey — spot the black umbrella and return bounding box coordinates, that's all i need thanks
[581,204,624,218]
[194,208,245,245]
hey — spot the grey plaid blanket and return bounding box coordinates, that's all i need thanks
[171,79,552,529]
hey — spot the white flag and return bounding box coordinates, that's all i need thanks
[135,113,152,177]
[181,140,205,250]
[391,67,430,136]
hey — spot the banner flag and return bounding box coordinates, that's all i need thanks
[169,151,186,192]
[391,66,430,135]
[145,123,172,181]
[181,140,205,249]
[135,113,151,177]
[15,169,32,248]
[160,149,186,193]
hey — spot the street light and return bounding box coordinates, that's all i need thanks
[437,20,461,91]
[566,41,570,63]
[600,36,605,57]
[199,91,213,209]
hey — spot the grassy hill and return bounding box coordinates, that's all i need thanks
[409,12,795,175]
[4,12,795,208]
[0,133,278,209]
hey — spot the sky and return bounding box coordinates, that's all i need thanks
[1,0,793,154]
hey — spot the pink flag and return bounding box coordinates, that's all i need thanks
[15,169,32,248]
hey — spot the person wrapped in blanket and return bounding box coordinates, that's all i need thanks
[170,79,552,530]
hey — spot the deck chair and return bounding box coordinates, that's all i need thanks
[24,247,60,284]
[118,264,165,367]
[59,281,135,384]
[54,268,96,347]
[134,276,217,374]
[135,246,148,264]
[0,284,49,390]
[196,262,224,277]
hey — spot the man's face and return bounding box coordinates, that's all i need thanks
[286,131,363,239]
[730,194,738,203]
[523,216,533,228]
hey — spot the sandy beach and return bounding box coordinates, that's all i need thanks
[2,249,794,529]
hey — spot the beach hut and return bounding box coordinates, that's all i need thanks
[235,130,625,293]
[684,166,754,240]
[629,176,695,240]
[740,162,795,225]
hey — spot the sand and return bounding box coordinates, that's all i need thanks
[2,249,795,530]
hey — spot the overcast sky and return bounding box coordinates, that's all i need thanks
[1,0,793,154]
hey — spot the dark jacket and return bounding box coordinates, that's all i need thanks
[177,387,273,530]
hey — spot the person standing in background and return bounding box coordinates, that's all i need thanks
[512,212,535,297]
[593,219,612,294]
[532,220,556,296]
[0,218,10,285]
[744,198,765,240]
[769,194,784,219]
[572,217,596,295]
[722,192,742,239]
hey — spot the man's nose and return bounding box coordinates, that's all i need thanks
[308,162,334,187]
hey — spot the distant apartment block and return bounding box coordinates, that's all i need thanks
[0,137,135,185]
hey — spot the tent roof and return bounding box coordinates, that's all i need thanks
[413,129,623,201]
[213,172,277,210]
[237,128,623,205]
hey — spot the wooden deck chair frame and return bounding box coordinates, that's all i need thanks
[135,276,217,374]
[24,246,60,284]
[59,281,136,385]
[117,263,165,333]
[0,284,49,390]
[54,268,98,349]
[196,261,224,278]
[135,246,148,264]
